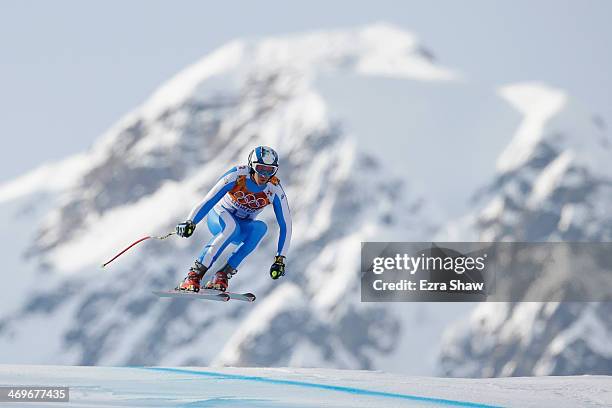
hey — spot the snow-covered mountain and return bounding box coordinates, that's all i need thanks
[439,83,612,377]
[0,23,470,374]
[2,23,609,378]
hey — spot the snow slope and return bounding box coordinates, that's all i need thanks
[0,365,610,408]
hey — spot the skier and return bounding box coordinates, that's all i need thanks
[174,146,292,292]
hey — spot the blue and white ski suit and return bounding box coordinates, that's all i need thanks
[186,165,292,270]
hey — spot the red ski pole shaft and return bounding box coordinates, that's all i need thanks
[101,232,176,268]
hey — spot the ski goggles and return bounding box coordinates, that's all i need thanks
[253,163,278,177]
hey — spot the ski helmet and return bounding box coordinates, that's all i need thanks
[248,146,279,178]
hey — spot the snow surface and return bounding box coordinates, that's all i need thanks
[0,365,610,408]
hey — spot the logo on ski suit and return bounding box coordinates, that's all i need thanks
[228,175,271,212]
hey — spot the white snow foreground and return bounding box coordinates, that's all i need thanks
[0,365,610,408]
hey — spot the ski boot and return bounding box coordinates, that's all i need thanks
[204,264,237,292]
[177,260,208,292]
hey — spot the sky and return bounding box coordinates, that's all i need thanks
[1,0,611,184]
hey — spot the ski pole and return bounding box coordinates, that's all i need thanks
[101,232,176,268]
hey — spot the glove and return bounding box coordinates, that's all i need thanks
[270,255,286,279]
[176,220,196,238]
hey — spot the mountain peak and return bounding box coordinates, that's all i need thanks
[496,82,568,173]
[499,82,567,117]
[140,23,458,120]
[496,82,611,178]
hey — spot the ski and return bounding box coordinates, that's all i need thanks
[152,290,230,302]
[199,289,256,302]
